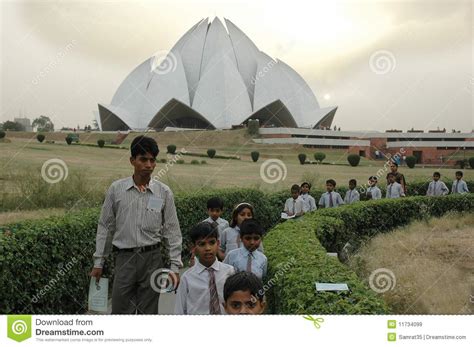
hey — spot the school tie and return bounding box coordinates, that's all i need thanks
[349,190,352,202]
[433,181,437,195]
[292,200,296,214]
[388,184,392,198]
[207,268,221,314]
[246,252,252,272]
[454,181,458,193]
[211,221,218,229]
[329,192,333,207]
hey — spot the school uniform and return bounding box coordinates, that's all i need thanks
[366,186,382,200]
[426,180,449,196]
[318,191,344,208]
[223,247,267,279]
[300,193,317,212]
[344,189,360,204]
[284,196,304,216]
[451,179,469,194]
[386,182,405,198]
[174,259,235,315]
[220,226,264,257]
[202,216,229,240]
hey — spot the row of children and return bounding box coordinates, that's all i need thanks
[175,198,267,314]
[284,171,470,217]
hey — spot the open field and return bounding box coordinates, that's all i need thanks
[349,213,474,314]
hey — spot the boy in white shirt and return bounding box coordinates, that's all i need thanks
[452,171,469,194]
[386,173,405,198]
[318,179,344,208]
[284,184,304,217]
[366,176,382,200]
[300,182,317,212]
[175,222,235,315]
[344,179,360,204]
[426,172,449,196]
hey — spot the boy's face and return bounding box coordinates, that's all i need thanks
[456,174,462,180]
[241,233,261,252]
[326,183,335,192]
[301,184,309,194]
[236,208,252,226]
[130,152,156,178]
[223,290,265,314]
[388,175,395,183]
[349,182,356,190]
[208,207,222,221]
[194,237,219,267]
[390,163,397,172]
[433,175,440,181]
[369,179,377,187]
[291,190,299,199]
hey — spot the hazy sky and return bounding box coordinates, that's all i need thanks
[1,0,472,131]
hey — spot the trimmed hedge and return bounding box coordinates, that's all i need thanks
[264,193,474,314]
[0,188,286,314]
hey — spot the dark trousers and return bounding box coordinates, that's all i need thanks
[112,247,163,314]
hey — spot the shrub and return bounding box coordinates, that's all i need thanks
[200,160,207,165]
[97,139,105,148]
[469,157,474,169]
[65,136,73,145]
[247,119,260,136]
[207,149,216,158]
[251,151,260,162]
[191,159,200,165]
[177,159,185,164]
[181,151,240,160]
[405,155,416,168]
[167,144,177,154]
[298,153,307,165]
[0,130,5,139]
[36,134,45,143]
[314,152,326,163]
[456,159,468,169]
[347,154,360,167]
[160,158,167,163]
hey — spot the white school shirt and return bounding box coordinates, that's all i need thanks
[223,247,267,279]
[284,196,304,216]
[367,186,382,200]
[220,226,264,256]
[300,193,317,212]
[344,189,360,204]
[386,182,405,198]
[426,180,449,196]
[451,179,469,194]
[318,191,344,208]
[202,216,229,240]
[174,259,235,315]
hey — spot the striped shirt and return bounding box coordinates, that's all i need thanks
[386,182,405,198]
[426,180,449,196]
[318,191,344,208]
[93,176,183,272]
[366,186,382,200]
[451,179,469,194]
[344,189,360,204]
[300,193,317,212]
[223,247,267,279]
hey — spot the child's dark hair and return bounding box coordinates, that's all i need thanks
[368,176,378,181]
[349,179,357,185]
[207,197,224,210]
[230,203,254,228]
[291,184,300,193]
[433,172,441,177]
[130,136,159,158]
[301,182,311,189]
[224,272,264,302]
[455,171,463,177]
[239,219,264,237]
[190,222,219,244]
[326,179,336,186]
[387,172,395,178]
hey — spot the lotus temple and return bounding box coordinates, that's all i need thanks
[96,17,337,131]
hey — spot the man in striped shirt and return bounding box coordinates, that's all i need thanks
[90,136,182,314]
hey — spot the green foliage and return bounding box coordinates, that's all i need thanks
[247,119,260,136]
[2,121,25,131]
[469,157,474,169]
[36,134,45,143]
[159,158,167,163]
[298,153,307,165]
[190,159,200,165]
[207,149,216,158]
[200,160,207,165]
[167,144,177,154]
[347,154,361,167]
[251,151,260,162]
[0,130,5,139]
[32,115,54,132]
[314,152,326,163]
[177,159,185,164]
[97,139,105,148]
[405,156,417,168]
[65,136,73,145]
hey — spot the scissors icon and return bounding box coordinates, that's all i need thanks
[303,315,324,329]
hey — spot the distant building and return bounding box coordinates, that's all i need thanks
[14,117,32,131]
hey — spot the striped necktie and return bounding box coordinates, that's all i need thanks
[329,192,333,207]
[388,184,392,197]
[247,252,252,272]
[454,181,458,193]
[206,268,221,314]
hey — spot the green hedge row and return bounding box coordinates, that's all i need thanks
[264,193,474,314]
[0,188,286,314]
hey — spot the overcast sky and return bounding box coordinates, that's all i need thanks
[1,0,472,131]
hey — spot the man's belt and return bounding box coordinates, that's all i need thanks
[113,243,160,253]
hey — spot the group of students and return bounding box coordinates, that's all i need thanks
[175,198,267,315]
[284,170,470,217]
